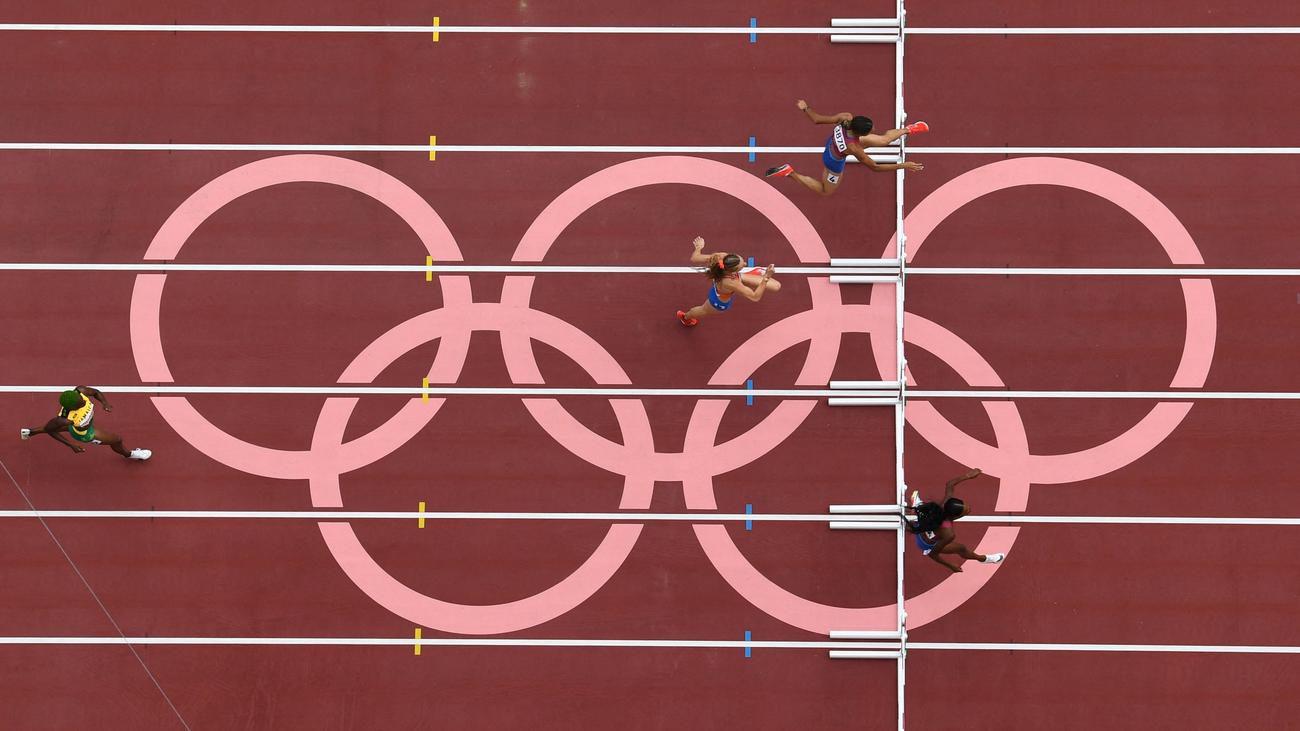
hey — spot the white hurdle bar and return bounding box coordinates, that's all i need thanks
[829,258,902,269]
[830,18,900,44]
[829,504,900,514]
[827,631,904,660]
[827,397,899,406]
[830,380,901,390]
[828,504,902,530]
[828,276,899,285]
[829,521,897,530]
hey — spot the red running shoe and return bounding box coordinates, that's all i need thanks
[764,164,794,178]
[905,121,930,135]
[676,310,699,327]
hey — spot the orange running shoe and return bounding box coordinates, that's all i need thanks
[905,121,930,135]
[677,310,699,327]
[764,164,795,178]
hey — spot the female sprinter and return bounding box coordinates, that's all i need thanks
[906,468,1005,572]
[19,386,152,460]
[676,236,779,327]
[765,99,927,197]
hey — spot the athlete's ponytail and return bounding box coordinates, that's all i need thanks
[705,254,743,282]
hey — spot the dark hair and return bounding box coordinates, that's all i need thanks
[942,498,966,520]
[848,115,874,135]
[705,253,743,281]
[906,501,945,534]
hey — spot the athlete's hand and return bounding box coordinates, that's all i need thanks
[796,99,808,111]
[71,445,85,454]
[764,264,776,279]
[902,161,924,172]
[692,236,705,251]
[835,112,852,123]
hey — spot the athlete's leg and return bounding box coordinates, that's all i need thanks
[860,129,907,146]
[683,302,717,321]
[938,542,986,562]
[92,427,132,458]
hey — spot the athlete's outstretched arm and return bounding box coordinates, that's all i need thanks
[850,145,924,173]
[796,99,851,125]
[944,468,982,501]
[689,236,716,265]
[30,417,81,452]
[76,385,112,412]
[731,266,776,302]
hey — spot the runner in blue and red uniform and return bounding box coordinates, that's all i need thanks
[676,236,779,327]
[765,99,928,197]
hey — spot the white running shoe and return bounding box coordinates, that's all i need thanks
[909,490,922,507]
[20,428,31,440]
[128,448,152,461]
[980,552,1005,564]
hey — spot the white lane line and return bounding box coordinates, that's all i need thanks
[7,386,1289,399]
[0,636,899,650]
[908,26,1300,35]
[4,511,1295,527]
[0,263,889,275]
[965,516,1300,526]
[0,23,891,35]
[908,267,1300,277]
[0,142,896,159]
[0,636,1292,654]
[911,146,1300,154]
[0,510,898,523]
[0,385,896,398]
[910,642,1300,654]
[910,391,1300,400]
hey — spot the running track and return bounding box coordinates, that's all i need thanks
[1,1,1299,728]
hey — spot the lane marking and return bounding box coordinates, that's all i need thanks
[908,26,1300,35]
[425,255,434,281]
[745,379,754,406]
[417,501,426,529]
[428,135,436,161]
[3,511,1295,527]
[414,627,422,655]
[910,146,1300,155]
[420,377,429,402]
[749,18,757,43]
[432,17,439,42]
[745,630,752,657]
[747,136,755,162]
[0,510,899,523]
[0,23,918,35]
[0,263,892,275]
[0,385,896,398]
[1,636,1295,653]
[0,142,905,159]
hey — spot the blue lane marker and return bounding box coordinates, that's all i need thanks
[745,503,753,531]
[749,18,757,43]
[744,630,753,658]
[745,378,754,406]
[747,256,755,267]
[747,136,756,163]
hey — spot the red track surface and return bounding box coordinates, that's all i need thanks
[2,1,1299,728]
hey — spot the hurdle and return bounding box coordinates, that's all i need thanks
[829,17,901,44]
[830,257,901,285]
[827,630,904,660]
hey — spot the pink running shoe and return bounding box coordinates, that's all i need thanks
[676,310,699,327]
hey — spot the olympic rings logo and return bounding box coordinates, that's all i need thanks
[128,154,1214,635]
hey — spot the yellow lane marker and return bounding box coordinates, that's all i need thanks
[421,377,429,403]
[432,16,440,42]
[428,134,437,161]
[418,500,426,528]
[426,255,433,281]
[414,627,423,655]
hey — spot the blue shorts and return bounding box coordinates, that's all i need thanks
[914,532,938,556]
[822,140,848,175]
[708,285,732,311]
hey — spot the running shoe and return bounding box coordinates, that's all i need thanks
[909,490,922,507]
[905,121,930,135]
[19,428,31,440]
[764,164,794,178]
[128,448,153,461]
[980,552,1005,564]
[676,310,699,327]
